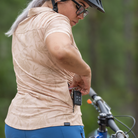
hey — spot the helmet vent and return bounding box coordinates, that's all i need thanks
[84,0,105,13]
[96,0,99,5]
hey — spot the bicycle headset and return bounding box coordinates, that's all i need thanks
[51,0,105,13]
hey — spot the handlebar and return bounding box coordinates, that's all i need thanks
[89,87,97,98]
[89,88,126,138]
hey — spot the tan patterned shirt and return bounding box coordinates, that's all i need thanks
[5,7,83,130]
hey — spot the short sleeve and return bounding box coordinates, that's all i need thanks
[44,14,73,42]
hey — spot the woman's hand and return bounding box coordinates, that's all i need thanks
[70,73,91,95]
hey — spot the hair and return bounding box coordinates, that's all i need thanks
[5,0,47,37]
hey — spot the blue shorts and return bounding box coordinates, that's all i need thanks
[5,124,85,138]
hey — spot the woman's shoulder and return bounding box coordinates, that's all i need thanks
[16,7,71,34]
[41,7,70,24]
[29,7,69,22]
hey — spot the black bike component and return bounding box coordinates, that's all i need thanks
[98,113,108,132]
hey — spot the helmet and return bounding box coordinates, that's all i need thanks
[51,0,105,13]
[84,0,105,13]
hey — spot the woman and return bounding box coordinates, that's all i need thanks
[5,0,104,138]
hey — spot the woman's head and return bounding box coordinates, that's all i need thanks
[56,0,89,26]
[51,0,104,14]
[50,0,104,27]
[6,0,104,36]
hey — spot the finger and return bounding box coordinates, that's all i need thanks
[80,89,89,95]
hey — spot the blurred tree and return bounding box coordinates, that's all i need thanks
[123,0,138,136]
[132,0,138,135]
[78,0,138,137]
[0,0,27,137]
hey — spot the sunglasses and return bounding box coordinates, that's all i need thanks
[72,0,89,18]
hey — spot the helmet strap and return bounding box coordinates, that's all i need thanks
[51,0,58,12]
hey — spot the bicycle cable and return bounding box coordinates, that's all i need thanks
[113,115,137,138]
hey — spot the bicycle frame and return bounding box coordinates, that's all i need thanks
[92,131,108,138]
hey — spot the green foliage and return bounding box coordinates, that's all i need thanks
[0,1,28,137]
[73,0,138,136]
[0,0,138,137]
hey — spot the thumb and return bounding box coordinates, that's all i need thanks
[69,81,77,88]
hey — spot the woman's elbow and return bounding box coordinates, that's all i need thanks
[51,45,70,61]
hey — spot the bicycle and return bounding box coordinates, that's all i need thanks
[86,88,137,138]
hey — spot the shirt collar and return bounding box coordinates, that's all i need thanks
[28,7,54,17]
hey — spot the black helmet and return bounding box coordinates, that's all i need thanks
[51,0,105,13]
[84,0,105,13]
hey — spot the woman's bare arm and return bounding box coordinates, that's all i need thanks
[45,32,91,94]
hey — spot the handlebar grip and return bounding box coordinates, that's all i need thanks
[89,88,97,99]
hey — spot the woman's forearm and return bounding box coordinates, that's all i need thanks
[52,43,91,76]
[46,32,91,77]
